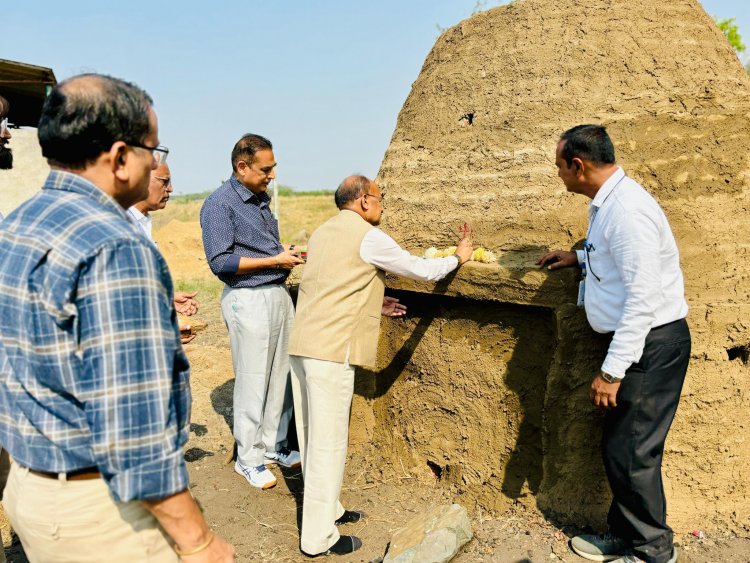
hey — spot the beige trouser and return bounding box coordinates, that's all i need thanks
[3,463,178,563]
[290,355,353,555]
[0,449,11,563]
[222,284,295,467]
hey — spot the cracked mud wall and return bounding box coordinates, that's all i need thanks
[352,0,750,534]
[359,291,557,514]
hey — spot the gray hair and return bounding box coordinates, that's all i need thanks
[38,74,153,169]
[334,175,371,209]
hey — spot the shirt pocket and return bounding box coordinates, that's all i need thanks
[585,234,610,283]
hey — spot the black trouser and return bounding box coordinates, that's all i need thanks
[602,318,691,563]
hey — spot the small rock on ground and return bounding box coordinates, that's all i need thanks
[384,503,472,563]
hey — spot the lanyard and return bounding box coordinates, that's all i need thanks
[583,174,625,283]
[586,175,625,239]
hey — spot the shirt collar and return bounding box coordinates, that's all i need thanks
[229,175,271,206]
[591,167,625,209]
[43,170,130,219]
[127,206,150,224]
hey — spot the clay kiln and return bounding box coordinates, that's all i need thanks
[352,0,750,533]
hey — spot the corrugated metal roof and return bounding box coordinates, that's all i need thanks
[0,58,57,127]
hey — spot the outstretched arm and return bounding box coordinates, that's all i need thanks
[360,228,473,282]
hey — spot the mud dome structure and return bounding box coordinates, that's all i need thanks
[350,0,750,533]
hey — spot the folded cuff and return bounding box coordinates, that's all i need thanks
[601,356,630,380]
[221,254,240,274]
[105,449,189,502]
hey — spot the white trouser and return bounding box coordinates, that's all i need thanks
[222,284,294,467]
[3,463,177,563]
[290,355,353,555]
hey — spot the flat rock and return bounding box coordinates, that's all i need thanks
[383,504,472,563]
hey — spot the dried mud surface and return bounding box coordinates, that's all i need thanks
[126,241,750,562]
[374,0,750,536]
[4,216,749,561]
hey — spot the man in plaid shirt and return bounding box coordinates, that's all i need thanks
[0,74,233,562]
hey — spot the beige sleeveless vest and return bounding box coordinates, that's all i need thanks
[289,210,386,368]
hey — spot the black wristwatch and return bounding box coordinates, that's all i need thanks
[600,371,619,384]
[453,253,463,268]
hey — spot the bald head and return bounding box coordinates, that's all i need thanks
[334,174,384,226]
[38,73,153,169]
[135,162,172,214]
[334,175,373,209]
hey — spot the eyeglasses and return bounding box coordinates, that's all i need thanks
[153,175,171,189]
[128,142,169,164]
[239,161,276,177]
[0,118,15,136]
[362,192,384,203]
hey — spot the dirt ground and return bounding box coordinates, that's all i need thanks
[2,205,749,561]
[170,282,750,563]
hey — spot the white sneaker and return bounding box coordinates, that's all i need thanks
[235,461,277,489]
[264,447,301,468]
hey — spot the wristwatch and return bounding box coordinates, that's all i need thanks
[453,253,463,268]
[600,371,619,384]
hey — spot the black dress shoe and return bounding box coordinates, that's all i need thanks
[335,510,366,525]
[302,535,363,557]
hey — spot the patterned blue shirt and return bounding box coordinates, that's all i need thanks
[200,176,288,287]
[0,171,191,502]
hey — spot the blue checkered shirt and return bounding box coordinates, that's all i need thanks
[200,176,288,287]
[0,171,191,502]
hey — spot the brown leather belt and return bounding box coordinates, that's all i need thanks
[26,466,101,481]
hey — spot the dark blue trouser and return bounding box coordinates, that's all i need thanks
[603,318,691,563]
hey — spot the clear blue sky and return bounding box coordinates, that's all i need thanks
[4,0,747,193]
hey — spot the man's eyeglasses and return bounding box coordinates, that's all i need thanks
[362,192,384,203]
[238,161,276,177]
[153,175,171,189]
[0,118,15,136]
[128,142,169,164]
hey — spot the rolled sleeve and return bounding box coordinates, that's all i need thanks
[222,254,240,274]
[77,240,191,501]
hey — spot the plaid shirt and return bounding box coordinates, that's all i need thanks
[200,176,288,287]
[0,171,191,502]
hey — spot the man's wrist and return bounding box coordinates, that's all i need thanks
[453,253,463,268]
[175,531,215,556]
[600,371,620,384]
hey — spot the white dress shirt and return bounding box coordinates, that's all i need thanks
[127,206,154,243]
[575,167,688,379]
[360,228,459,282]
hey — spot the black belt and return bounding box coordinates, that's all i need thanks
[650,318,685,332]
[25,465,100,481]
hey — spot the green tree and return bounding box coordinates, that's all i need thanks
[715,17,746,53]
